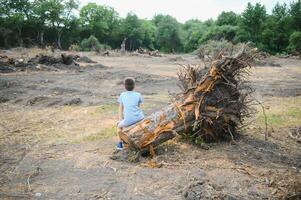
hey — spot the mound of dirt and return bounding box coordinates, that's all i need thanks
[0,96,9,103]
[28,53,79,66]
[183,180,235,200]
[169,56,185,62]
[0,53,82,73]
[26,96,49,106]
[63,98,82,105]
[51,87,79,95]
[0,64,16,73]
[96,70,169,85]
[76,56,96,63]
[183,179,270,199]
[254,59,281,67]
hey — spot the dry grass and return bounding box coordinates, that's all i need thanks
[82,125,116,141]
[0,103,118,146]
[255,96,301,128]
[0,103,118,185]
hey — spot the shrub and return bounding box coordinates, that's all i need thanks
[288,31,301,53]
[80,35,101,51]
[196,39,244,58]
[69,44,81,51]
[80,35,111,52]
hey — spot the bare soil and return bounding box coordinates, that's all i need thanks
[0,49,300,200]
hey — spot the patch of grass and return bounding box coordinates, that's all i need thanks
[287,107,301,117]
[89,104,118,116]
[61,105,77,112]
[257,114,284,126]
[267,114,284,125]
[255,98,301,128]
[83,125,116,141]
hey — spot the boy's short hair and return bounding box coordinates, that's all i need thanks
[124,77,135,91]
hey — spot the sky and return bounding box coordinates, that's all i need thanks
[78,0,291,23]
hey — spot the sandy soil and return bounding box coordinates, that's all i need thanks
[0,49,301,199]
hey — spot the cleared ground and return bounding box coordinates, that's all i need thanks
[0,48,301,199]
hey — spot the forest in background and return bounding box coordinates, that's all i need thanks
[0,0,300,54]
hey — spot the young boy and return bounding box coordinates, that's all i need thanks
[116,77,144,150]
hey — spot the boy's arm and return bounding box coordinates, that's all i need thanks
[118,104,123,121]
[138,94,143,107]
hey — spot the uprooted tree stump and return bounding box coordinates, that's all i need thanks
[119,44,257,154]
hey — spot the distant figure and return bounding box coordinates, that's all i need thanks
[120,38,127,54]
[116,77,144,150]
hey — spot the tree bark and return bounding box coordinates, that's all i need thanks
[17,27,23,47]
[40,30,44,47]
[57,29,62,49]
[119,102,195,152]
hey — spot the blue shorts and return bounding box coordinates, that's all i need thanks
[118,118,143,128]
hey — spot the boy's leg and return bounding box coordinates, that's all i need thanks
[117,120,131,149]
[116,120,127,150]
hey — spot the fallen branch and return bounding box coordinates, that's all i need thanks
[27,167,42,192]
[252,96,268,141]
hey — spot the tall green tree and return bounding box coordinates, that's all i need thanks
[44,0,78,49]
[79,3,120,45]
[201,25,238,43]
[239,3,267,44]
[262,3,291,53]
[288,31,301,52]
[140,20,156,50]
[120,13,144,51]
[216,11,239,26]
[290,0,301,31]
[0,0,32,46]
[32,0,51,46]
[183,19,206,52]
[153,15,183,52]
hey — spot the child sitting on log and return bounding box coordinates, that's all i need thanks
[116,77,144,150]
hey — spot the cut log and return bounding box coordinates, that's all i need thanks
[119,44,256,152]
[119,104,195,151]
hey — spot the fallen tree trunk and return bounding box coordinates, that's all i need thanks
[119,44,256,152]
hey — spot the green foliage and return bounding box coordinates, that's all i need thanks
[261,3,291,53]
[154,15,183,52]
[120,13,144,51]
[288,31,301,52]
[201,25,239,43]
[140,20,156,50]
[80,35,111,51]
[80,35,100,51]
[79,3,120,45]
[0,0,300,54]
[287,107,301,117]
[239,2,267,44]
[290,0,301,31]
[183,19,206,52]
[217,11,239,26]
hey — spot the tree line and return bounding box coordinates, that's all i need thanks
[0,0,300,54]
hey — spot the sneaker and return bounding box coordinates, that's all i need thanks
[116,141,123,150]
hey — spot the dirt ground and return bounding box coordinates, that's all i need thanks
[0,48,301,200]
